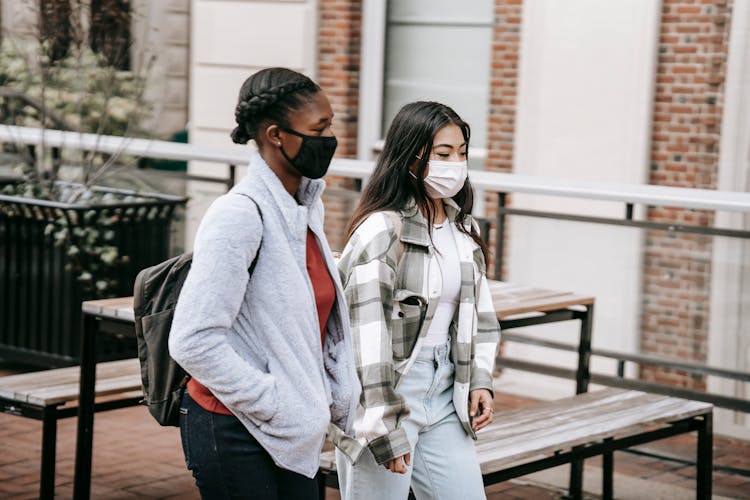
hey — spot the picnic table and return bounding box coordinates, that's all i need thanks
[489,280,595,395]
[71,282,596,499]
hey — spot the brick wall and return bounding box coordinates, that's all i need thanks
[484,0,524,278]
[312,0,734,394]
[317,0,362,251]
[640,0,733,388]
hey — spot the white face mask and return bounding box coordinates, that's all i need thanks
[419,160,468,199]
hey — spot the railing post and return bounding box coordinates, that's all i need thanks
[494,192,507,280]
[227,164,237,191]
[625,202,634,220]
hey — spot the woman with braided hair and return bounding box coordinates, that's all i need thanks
[169,67,359,499]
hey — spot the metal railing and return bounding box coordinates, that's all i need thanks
[2,125,749,418]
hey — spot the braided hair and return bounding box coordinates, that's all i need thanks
[231,68,321,144]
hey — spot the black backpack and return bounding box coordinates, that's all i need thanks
[133,195,260,426]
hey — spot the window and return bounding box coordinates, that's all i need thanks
[359,0,492,170]
[382,0,493,158]
[39,0,73,62]
[89,0,132,70]
[37,0,132,69]
[358,0,493,211]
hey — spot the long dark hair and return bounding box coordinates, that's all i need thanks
[231,67,320,144]
[346,101,489,261]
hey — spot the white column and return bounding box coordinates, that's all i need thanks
[357,0,387,161]
[709,0,750,440]
[186,0,319,248]
[500,0,661,398]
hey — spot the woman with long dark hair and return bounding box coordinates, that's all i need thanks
[335,101,500,499]
[169,67,359,499]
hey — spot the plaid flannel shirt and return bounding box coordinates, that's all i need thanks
[335,201,500,465]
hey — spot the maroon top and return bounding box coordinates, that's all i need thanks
[188,229,335,415]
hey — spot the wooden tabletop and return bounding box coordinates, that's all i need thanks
[82,297,136,322]
[488,280,594,318]
[83,282,594,322]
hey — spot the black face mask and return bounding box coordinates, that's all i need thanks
[279,127,338,179]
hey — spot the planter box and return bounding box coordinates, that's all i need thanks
[0,185,187,367]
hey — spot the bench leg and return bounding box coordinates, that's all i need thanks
[567,456,584,500]
[40,406,58,500]
[696,413,713,500]
[74,314,99,500]
[602,443,613,500]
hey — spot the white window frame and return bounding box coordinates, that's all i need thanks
[357,0,387,160]
[357,0,488,163]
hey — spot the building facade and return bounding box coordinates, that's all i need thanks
[184,0,749,439]
[3,0,746,438]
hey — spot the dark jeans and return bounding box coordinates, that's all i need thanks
[179,391,319,500]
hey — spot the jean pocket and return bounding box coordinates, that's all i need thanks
[179,406,192,469]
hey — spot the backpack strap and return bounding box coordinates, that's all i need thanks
[384,210,405,263]
[233,192,262,275]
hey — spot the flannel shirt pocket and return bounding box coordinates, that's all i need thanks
[391,292,425,361]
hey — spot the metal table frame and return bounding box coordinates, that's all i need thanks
[73,313,137,499]
[72,293,596,499]
[498,304,594,498]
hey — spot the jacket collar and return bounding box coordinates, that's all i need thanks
[398,198,475,249]
[398,202,430,247]
[243,151,325,233]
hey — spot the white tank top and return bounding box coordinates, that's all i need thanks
[423,221,461,346]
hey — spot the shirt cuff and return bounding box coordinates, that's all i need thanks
[367,427,411,465]
[470,372,495,399]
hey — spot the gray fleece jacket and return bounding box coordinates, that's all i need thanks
[169,151,360,478]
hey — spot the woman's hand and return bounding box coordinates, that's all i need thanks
[470,389,494,431]
[383,453,411,474]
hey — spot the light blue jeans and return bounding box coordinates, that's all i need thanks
[336,341,485,500]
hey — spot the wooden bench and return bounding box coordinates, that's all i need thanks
[0,358,142,499]
[318,389,713,500]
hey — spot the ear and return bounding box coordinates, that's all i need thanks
[410,153,427,177]
[263,123,282,148]
[409,158,421,175]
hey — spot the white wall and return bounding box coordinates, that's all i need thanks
[132,0,191,137]
[186,0,319,248]
[709,0,750,440]
[500,0,662,398]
